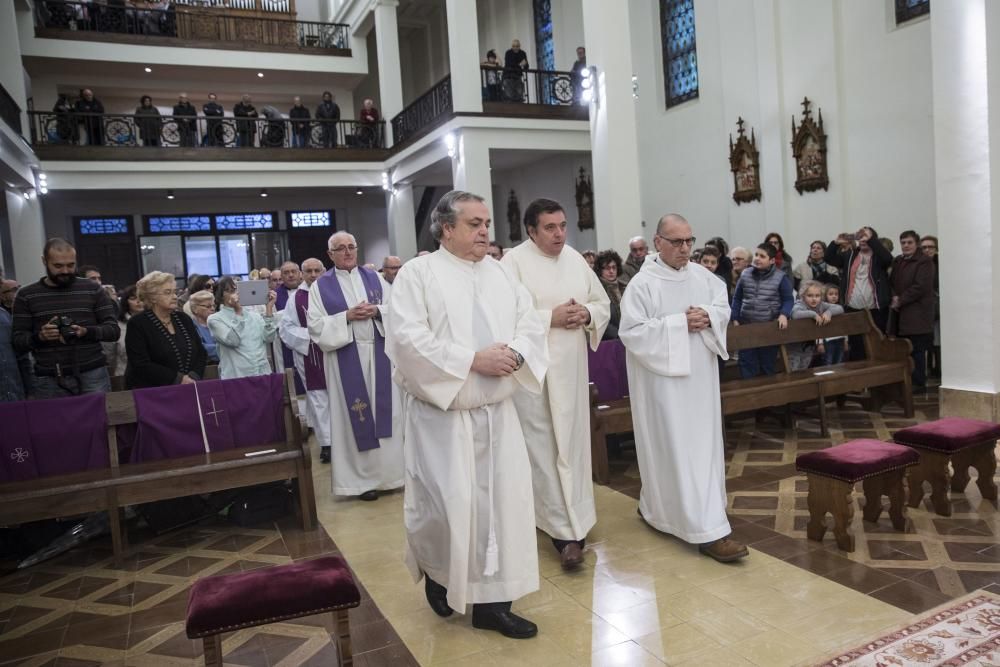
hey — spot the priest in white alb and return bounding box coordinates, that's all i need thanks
[618,214,748,563]
[307,232,403,500]
[279,258,332,463]
[502,198,609,570]
[386,190,548,639]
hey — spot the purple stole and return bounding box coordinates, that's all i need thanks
[316,267,390,452]
[276,285,305,395]
[295,288,327,391]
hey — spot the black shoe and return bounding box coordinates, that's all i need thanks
[319,448,330,464]
[472,609,538,639]
[424,577,452,617]
[359,489,378,501]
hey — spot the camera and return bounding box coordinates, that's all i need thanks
[54,316,76,338]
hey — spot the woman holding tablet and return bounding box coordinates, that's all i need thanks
[208,277,277,379]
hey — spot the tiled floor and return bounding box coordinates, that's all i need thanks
[2,383,997,665]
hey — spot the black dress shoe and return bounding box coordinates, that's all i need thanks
[359,489,378,501]
[472,609,538,639]
[319,448,331,464]
[424,577,452,617]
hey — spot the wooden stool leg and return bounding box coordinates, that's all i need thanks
[908,449,951,516]
[958,442,998,501]
[862,476,884,524]
[334,609,353,667]
[202,635,223,667]
[805,474,829,544]
[830,479,856,552]
[950,449,972,494]
[885,470,907,530]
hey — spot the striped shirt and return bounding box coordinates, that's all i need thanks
[12,277,120,376]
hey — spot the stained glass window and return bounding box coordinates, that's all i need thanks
[289,211,333,228]
[215,213,274,230]
[147,215,211,233]
[78,217,129,235]
[660,0,699,109]
[895,0,929,25]
[533,0,555,105]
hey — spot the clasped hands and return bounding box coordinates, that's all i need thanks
[551,299,591,330]
[345,301,380,321]
[472,343,520,377]
[686,307,711,333]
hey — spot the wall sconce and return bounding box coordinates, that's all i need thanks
[581,67,594,104]
[444,133,457,159]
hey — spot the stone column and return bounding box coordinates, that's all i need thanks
[374,0,404,147]
[5,190,46,282]
[450,131,495,239]
[386,182,417,259]
[581,0,645,254]
[932,0,1000,419]
[445,0,483,113]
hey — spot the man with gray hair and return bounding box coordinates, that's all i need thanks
[380,255,402,286]
[386,190,548,638]
[307,232,402,499]
[621,235,649,284]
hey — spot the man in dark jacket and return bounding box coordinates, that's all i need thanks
[825,226,894,360]
[289,96,311,148]
[890,230,936,390]
[315,91,341,148]
[73,88,105,146]
[233,94,258,148]
[172,93,198,147]
[203,93,225,146]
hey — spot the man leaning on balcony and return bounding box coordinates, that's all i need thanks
[316,91,341,148]
[173,93,198,148]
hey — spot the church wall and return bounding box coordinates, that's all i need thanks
[489,152,596,253]
[295,0,323,23]
[625,0,934,262]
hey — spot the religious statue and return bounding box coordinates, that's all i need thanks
[507,189,522,242]
[575,166,594,230]
[728,117,761,205]
[791,97,830,194]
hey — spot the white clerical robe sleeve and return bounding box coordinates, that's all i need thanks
[509,280,547,393]
[279,302,310,356]
[385,266,477,410]
[619,280,692,376]
[581,267,611,351]
[307,282,352,352]
[695,273,732,360]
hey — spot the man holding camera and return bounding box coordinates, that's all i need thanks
[12,238,120,398]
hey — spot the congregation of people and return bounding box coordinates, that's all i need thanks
[0,189,942,640]
[51,88,382,149]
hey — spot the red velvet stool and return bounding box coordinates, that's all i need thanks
[186,555,361,667]
[893,417,1000,516]
[796,440,919,552]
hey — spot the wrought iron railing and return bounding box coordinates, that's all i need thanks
[0,84,23,135]
[34,0,349,52]
[391,75,452,146]
[480,66,581,106]
[28,111,385,149]
[172,0,296,14]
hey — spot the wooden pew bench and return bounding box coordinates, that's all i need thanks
[0,370,317,565]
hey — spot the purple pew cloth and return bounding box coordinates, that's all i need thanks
[131,374,286,462]
[0,393,109,482]
[588,339,630,402]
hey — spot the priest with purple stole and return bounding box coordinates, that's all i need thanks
[386,191,548,639]
[307,232,403,501]
[272,262,302,383]
[279,258,332,463]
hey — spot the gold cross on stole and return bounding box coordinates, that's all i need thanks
[350,397,368,422]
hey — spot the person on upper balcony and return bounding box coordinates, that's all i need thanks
[571,46,587,103]
[135,95,162,148]
[289,96,311,148]
[481,49,502,101]
[173,93,198,148]
[202,93,224,147]
[316,91,341,148]
[357,98,381,148]
[503,40,530,103]
[74,88,105,146]
[233,94,258,148]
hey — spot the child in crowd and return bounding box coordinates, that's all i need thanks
[731,243,794,378]
[822,284,848,364]
[788,280,845,370]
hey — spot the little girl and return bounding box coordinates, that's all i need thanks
[821,284,848,365]
[788,280,844,370]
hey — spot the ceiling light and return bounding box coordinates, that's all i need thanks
[259,188,268,198]
[257,72,264,78]
[166,189,175,200]
[23,191,30,199]
[38,172,47,181]
[40,186,48,194]
[144,67,152,73]
[356,189,363,195]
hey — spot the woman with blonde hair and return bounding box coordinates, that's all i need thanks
[125,271,207,389]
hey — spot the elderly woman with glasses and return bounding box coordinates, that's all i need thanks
[208,276,277,380]
[187,289,219,364]
[125,271,207,389]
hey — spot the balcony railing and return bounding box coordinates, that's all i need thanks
[0,84,23,135]
[481,66,583,106]
[391,75,452,146]
[34,0,350,53]
[172,0,297,14]
[29,111,385,150]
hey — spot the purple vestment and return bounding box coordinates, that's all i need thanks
[0,393,109,482]
[316,266,391,451]
[276,285,305,395]
[295,287,326,390]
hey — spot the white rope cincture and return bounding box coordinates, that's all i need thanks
[483,404,499,577]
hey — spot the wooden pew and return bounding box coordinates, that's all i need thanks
[0,370,317,565]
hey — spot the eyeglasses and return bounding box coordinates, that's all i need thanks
[656,234,697,248]
[330,244,358,253]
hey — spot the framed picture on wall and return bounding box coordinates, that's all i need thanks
[791,97,830,195]
[729,117,761,205]
[575,166,594,229]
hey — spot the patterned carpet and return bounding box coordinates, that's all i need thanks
[605,385,1000,615]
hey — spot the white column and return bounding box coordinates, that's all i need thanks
[386,182,417,259]
[0,0,28,136]
[5,190,46,282]
[445,0,483,113]
[932,0,1000,419]
[451,131,495,239]
[581,0,644,254]
[374,0,404,146]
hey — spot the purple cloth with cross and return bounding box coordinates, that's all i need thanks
[295,287,326,390]
[588,338,630,402]
[316,266,391,452]
[131,374,285,462]
[0,393,109,482]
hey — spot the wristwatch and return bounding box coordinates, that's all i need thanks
[510,348,525,371]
